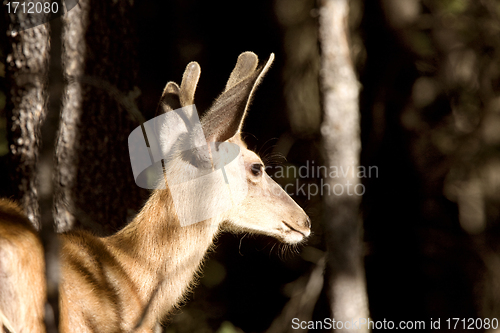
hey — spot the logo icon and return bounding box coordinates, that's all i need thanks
[128,105,248,226]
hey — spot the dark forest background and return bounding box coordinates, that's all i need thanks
[2,0,500,332]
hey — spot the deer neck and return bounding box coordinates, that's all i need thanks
[105,189,221,321]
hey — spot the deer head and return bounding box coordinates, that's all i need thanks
[156,51,311,244]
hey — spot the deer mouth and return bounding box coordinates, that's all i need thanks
[282,221,308,238]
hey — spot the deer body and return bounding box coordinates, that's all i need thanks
[0,52,310,333]
[59,190,221,332]
[0,200,46,333]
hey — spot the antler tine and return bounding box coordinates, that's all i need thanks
[201,53,274,143]
[225,51,258,91]
[157,81,181,114]
[179,62,201,107]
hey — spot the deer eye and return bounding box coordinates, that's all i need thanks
[250,163,264,177]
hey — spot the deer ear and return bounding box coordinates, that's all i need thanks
[157,81,181,114]
[201,52,274,143]
[180,61,201,107]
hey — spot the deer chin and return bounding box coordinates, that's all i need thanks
[222,218,310,245]
[278,221,310,244]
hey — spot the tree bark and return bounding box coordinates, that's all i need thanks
[55,0,144,234]
[5,21,50,229]
[318,0,370,331]
[4,10,61,332]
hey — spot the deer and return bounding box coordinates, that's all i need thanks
[0,51,311,333]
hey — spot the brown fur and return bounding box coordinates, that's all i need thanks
[0,200,45,333]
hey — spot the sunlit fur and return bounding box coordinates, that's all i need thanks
[0,200,45,333]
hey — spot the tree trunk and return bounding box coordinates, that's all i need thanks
[5,22,50,229]
[318,0,370,331]
[55,0,145,234]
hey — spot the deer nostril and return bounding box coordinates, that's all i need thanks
[306,217,311,229]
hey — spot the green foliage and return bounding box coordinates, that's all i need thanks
[439,0,468,14]
[215,321,244,333]
[201,259,226,288]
